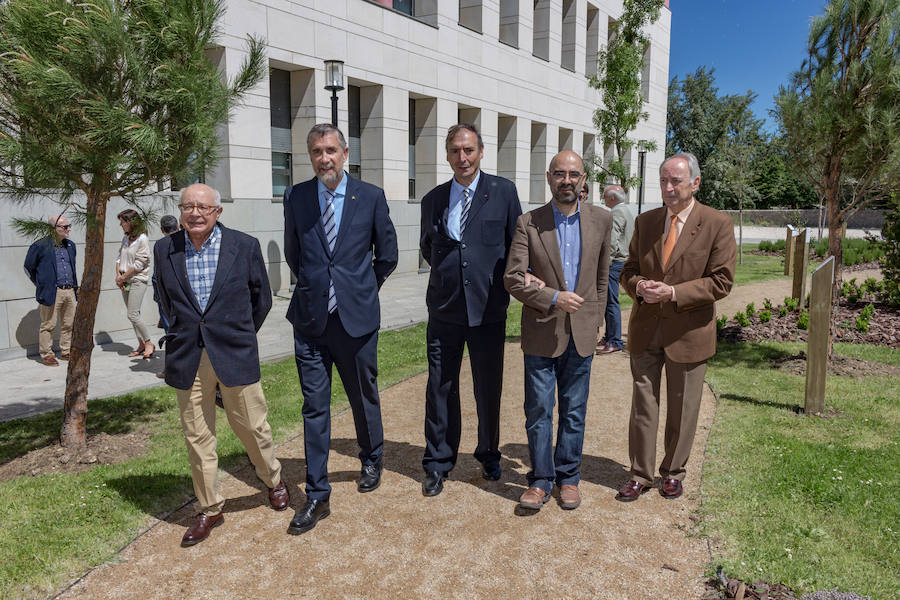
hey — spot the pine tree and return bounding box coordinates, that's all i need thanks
[0,0,265,447]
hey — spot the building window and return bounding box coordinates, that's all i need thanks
[561,0,576,71]
[348,84,361,179]
[371,0,414,16]
[409,98,416,199]
[533,0,550,61]
[499,0,519,47]
[641,44,652,102]
[459,0,482,33]
[559,128,573,152]
[270,68,292,197]
[585,4,600,75]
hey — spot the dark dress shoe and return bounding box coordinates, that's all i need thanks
[597,343,622,355]
[616,480,649,502]
[287,498,330,535]
[181,512,224,547]
[422,471,447,497]
[660,478,683,499]
[358,461,383,493]
[268,480,290,511]
[481,462,501,481]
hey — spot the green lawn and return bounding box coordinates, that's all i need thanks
[702,341,900,599]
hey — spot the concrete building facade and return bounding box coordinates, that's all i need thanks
[0,0,671,359]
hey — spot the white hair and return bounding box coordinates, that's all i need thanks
[603,186,626,203]
[660,152,701,179]
[180,184,221,206]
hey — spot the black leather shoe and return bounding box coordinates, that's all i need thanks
[481,462,501,481]
[358,461,383,493]
[287,498,330,535]
[422,471,446,497]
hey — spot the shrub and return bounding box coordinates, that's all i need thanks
[778,306,789,318]
[879,196,900,308]
[860,303,875,320]
[745,302,756,318]
[862,278,882,294]
[758,240,786,253]
[784,297,800,311]
[811,237,883,265]
[855,316,870,332]
[797,309,809,330]
[716,315,727,331]
[763,297,773,310]
[759,309,772,323]
[735,312,751,327]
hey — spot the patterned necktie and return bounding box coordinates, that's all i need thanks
[323,190,337,313]
[459,188,472,236]
[662,214,679,270]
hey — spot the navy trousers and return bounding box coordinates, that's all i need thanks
[294,312,383,500]
[422,317,505,473]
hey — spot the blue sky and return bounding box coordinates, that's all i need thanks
[667,0,829,131]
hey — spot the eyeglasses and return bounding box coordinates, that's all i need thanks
[550,170,584,181]
[56,224,72,231]
[178,203,219,215]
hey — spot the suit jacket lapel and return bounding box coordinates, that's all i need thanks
[574,206,599,297]
[534,204,566,288]
[302,178,331,255]
[665,202,704,272]
[205,225,237,314]
[169,232,202,315]
[333,176,357,256]
[466,173,490,224]
[651,208,667,270]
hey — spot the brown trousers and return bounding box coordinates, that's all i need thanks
[627,327,707,486]
[175,350,282,515]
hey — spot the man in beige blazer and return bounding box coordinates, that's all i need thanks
[505,150,612,511]
[616,152,736,502]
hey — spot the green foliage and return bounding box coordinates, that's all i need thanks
[587,0,663,189]
[784,297,800,311]
[778,305,789,318]
[880,196,900,308]
[763,297,774,310]
[758,240,787,253]
[812,238,883,265]
[797,309,809,330]
[734,312,751,327]
[759,309,772,323]
[745,302,756,318]
[716,315,728,331]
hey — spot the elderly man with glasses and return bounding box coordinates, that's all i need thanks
[24,215,78,366]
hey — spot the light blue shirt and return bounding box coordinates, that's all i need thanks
[551,201,582,306]
[447,170,482,241]
[317,171,349,232]
[185,224,222,313]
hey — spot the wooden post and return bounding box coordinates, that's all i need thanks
[784,225,795,276]
[792,228,809,303]
[805,256,835,414]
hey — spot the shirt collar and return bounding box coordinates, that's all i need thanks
[185,223,221,253]
[551,200,581,221]
[667,199,695,223]
[317,171,349,199]
[450,170,481,197]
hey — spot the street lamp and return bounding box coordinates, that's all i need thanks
[637,149,647,214]
[323,59,344,127]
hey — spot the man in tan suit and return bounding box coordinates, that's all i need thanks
[616,152,736,502]
[505,150,612,511]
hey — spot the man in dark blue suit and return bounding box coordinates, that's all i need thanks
[155,184,290,547]
[284,123,398,534]
[419,123,523,496]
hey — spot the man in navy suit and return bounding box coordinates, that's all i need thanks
[154,183,290,547]
[418,123,522,496]
[284,123,398,534]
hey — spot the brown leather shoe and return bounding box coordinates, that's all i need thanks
[616,480,648,502]
[518,486,550,510]
[181,512,223,546]
[59,353,70,360]
[558,484,581,510]
[596,343,622,355]
[268,480,290,511]
[660,478,683,499]
[42,355,59,367]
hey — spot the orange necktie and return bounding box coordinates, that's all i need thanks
[662,214,679,269]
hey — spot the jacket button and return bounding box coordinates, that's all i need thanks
[464,279,470,286]
[461,243,467,249]
[462,261,468,267]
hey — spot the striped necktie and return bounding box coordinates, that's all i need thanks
[459,187,472,236]
[323,190,337,313]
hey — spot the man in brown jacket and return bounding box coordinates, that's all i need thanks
[505,150,612,511]
[616,152,736,502]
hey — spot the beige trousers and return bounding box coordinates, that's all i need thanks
[39,288,76,359]
[120,279,150,344]
[627,327,707,486]
[175,350,282,515]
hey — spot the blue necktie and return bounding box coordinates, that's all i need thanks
[460,187,472,236]
[323,190,337,313]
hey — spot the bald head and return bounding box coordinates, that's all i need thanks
[603,185,626,208]
[181,183,221,206]
[49,215,71,241]
[547,150,585,214]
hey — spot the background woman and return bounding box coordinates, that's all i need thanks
[115,209,154,358]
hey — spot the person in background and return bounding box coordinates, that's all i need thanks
[597,184,635,355]
[115,208,154,359]
[23,215,78,366]
[152,214,180,378]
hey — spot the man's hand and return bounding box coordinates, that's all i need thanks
[556,291,584,313]
[524,272,546,289]
[637,279,673,304]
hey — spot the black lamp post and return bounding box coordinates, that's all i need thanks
[637,149,647,214]
[323,59,344,127]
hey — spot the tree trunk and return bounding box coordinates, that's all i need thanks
[59,191,108,447]
[823,159,843,360]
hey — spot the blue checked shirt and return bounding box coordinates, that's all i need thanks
[184,224,222,313]
[551,201,582,306]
